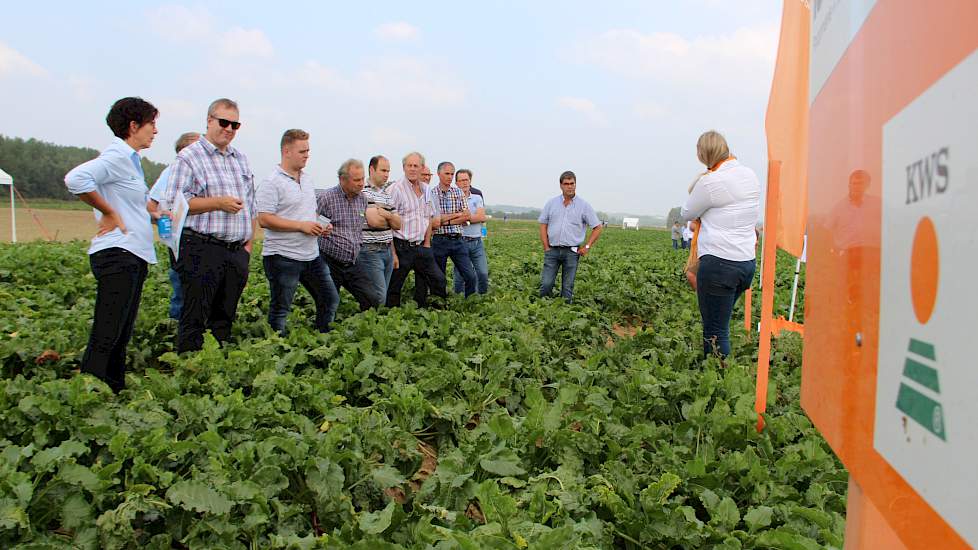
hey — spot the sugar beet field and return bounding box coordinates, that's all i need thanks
[0,222,843,549]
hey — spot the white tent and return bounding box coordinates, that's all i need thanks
[0,168,13,242]
[622,217,639,230]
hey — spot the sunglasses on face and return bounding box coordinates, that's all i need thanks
[212,117,241,130]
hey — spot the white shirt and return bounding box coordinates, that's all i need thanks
[680,159,760,262]
[256,166,320,261]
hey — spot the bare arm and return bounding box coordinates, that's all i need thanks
[470,207,487,223]
[188,196,243,215]
[146,198,161,221]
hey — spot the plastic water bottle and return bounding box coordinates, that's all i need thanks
[158,202,172,239]
[481,225,488,238]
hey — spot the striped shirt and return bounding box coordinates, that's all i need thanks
[361,183,397,244]
[164,137,256,243]
[388,177,432,243]
[316,186,367,263]
[430,184,466,235]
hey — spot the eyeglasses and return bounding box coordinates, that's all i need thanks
[211,117,241,130]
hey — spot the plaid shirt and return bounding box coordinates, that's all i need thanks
[388,177,432,243]
[164,137,256,242]
[316,185,367,263]
[361,183,397,244]
[430,184,466,235]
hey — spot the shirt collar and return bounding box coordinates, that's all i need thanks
[111,137,139,157]
[201,136,236,157]
[275,164,303,182]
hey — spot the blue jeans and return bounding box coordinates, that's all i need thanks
[672,239,680,250]
[696,254,755,357]
[432,235,477,297]
[356,243,394,305]
[167,267,183,320]
[539,247,580,303]
[453,238,489,295]
[262,254,339,335]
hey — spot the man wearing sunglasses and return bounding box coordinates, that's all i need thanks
[164,98,257,352]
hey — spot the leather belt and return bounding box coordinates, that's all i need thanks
[184,229,245,251]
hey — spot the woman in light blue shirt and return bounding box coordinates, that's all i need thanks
[64,97,159,393]
[453,169,489,294]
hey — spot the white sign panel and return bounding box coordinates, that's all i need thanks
[875,50,978,546]
[809,0,877,103]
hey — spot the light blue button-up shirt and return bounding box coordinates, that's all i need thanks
[538,194,600,247]
[64,138,157,264]
[462,193,485,238]
[147,165,171,204]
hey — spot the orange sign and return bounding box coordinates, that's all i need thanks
[801,1,977,548]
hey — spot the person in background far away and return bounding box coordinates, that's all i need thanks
[147,131,200,320]
[538,170,603,303]
[683,222,694,249]
[64,96,159,393]
[680,130,760,359]
[671,221,682,250]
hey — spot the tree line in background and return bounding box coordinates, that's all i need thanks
[0,135,167,200]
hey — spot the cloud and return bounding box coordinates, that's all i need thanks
[373,22,420,41]
[147,5,274,59]
[300,55,465,106]
[557,96,608,126]
[220,27,274,58]
[0,42,47,78]
[579,24,778,95]
[147,4,213,41]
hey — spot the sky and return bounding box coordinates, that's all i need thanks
[0,1,782,217]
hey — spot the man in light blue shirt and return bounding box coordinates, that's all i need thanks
[538,170,603,303]
[64,97,159,393]
[147,131,200,320]
[453,169,489,295]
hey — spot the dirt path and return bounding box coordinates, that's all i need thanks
[0,207,98,242]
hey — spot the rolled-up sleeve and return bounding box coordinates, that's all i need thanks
[537,201,550,224]
[64,157,108,195]
[583,202,600,228]
[681,177,712,222]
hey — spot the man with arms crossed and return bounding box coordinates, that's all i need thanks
[165,98,257,352]
[386,152,446,307]
[147,131,200,320]
[429,161,477,296]
[256,129,339,335]
[357,155,402,305]
[453,169,489,295]
[316,159,381,312]
[538,170,603,303]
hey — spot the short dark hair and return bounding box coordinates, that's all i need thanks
[369,155,387,170]
[559,170,576,183]
[105,97,158,140]
[280,129,309,150]
[437,161,455,173]
[456,168,472,180]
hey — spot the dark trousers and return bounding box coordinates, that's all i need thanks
[540,246,580,303]
[696,254,755,357]
[324,254,380,311]
[175,233,250,353]
[431,234,477,297]
[81,247,148,392]
[386,239,446,307]
[263,254,339,334]
[673,238,680,249]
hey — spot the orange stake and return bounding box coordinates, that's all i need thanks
[754,160,781,432]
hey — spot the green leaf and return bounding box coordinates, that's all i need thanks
[371,464,406,489]
[756,528,824,550]
[480,447,526,477]
[61,492,93,529]
[641,472,682,511]
[359,501,395,535]
[59,463,101,492]
[745,505,773,532]
[166,481,233,515]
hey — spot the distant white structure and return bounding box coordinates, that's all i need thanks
[622,217,639,230]
[0,167,14,242]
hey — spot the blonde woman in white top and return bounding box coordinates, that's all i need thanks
[681,130,761,358]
